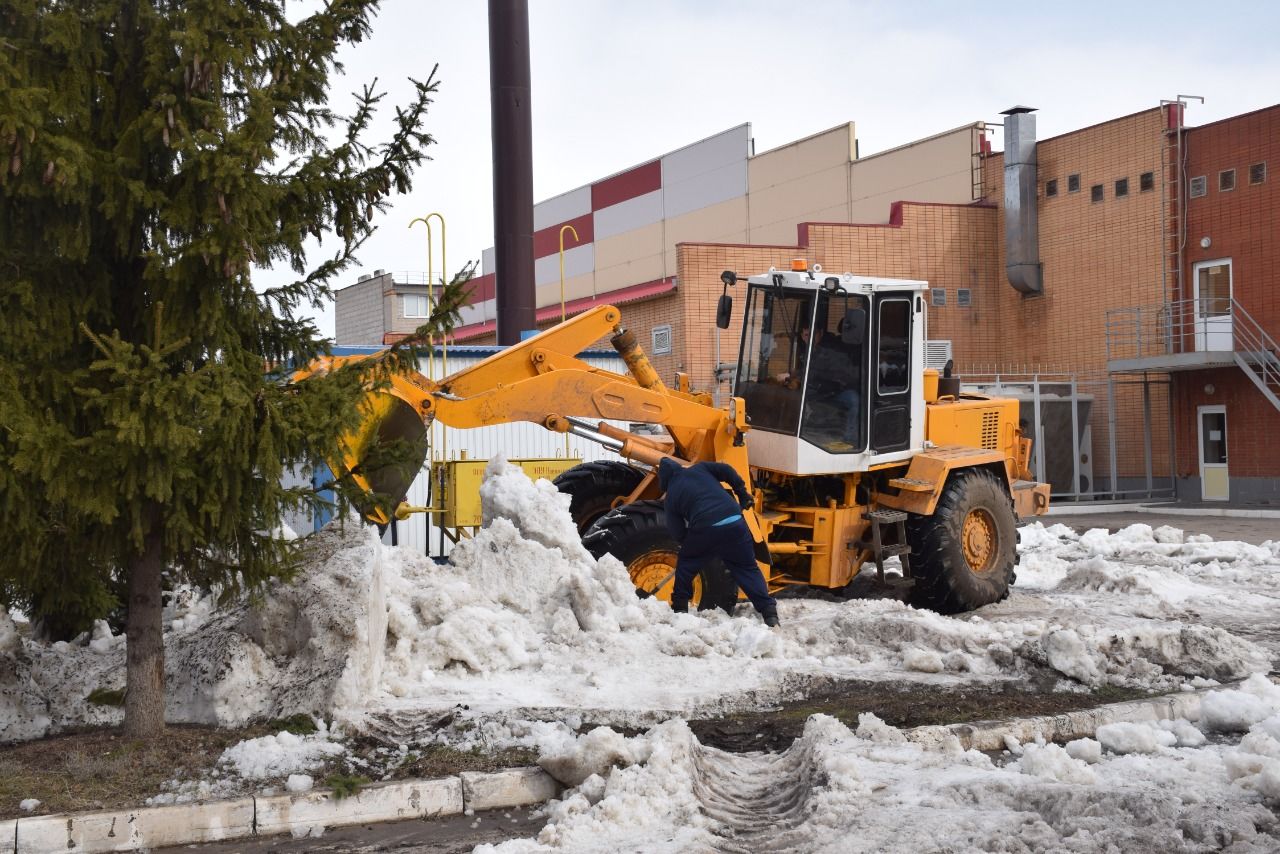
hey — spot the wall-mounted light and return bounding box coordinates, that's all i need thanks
[1204,383,1216,395]
[1200,236,1211,249]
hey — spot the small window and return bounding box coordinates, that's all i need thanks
[1115,178,1129,198]
[651,324,672,355]
[1091,184,1104,202]
[403,294,430,318]
[957,289,972,308]
[1189,175,1207,198]
[1067,174,1081,193]
[1250,162,1266,185]
[1140,171,1154,192]
[1219,169,1236,192]
[877,300,911,395]
[931,288,946,307]
[1045,179,1058,197]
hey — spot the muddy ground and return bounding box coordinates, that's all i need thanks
[686,679,1150,752]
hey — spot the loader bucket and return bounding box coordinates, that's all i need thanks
[335,391,429,525]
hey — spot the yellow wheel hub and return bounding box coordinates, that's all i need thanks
[628,551,701,604]
[961,508,998,574]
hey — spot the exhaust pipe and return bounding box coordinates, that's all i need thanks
[1002,106,1043,295]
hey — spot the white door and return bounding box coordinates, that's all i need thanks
[1197,405,1229,501]
[1192,260,1233,351]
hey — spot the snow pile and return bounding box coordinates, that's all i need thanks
[1017,742,1096,784]
[497,675,1280,852]
[488,708,1280,853]
[5,466,1279,743]
[218,725,346,780]
[1095,721,1176,755]
[1203,673,1280,732]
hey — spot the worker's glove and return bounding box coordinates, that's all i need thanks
[740,496,755,511]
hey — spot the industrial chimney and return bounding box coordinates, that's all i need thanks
[1002,106,1043,295]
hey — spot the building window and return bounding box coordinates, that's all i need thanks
[1045,179,1058,197]
[931,288,947,307]
[1219,169,1236,192]
[651,324,672,355]
[1090,184,1104,202]
[957,289,972,308]
[1140,171,1154,192]
[1067,174,1081,193]
[1189,175,1207,198]
[1250,162,1267,185]
[403,294,430,318]
[1115,177,1129,198]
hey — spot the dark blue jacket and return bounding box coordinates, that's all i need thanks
[658,458,752,543]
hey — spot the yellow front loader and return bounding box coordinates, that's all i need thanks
[308,265,1049,615]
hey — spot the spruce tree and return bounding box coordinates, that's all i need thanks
[0,0,466,737]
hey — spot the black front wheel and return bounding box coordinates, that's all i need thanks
[906,468,1017,614]
[583,500,737,612]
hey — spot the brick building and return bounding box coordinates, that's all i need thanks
[336,101,1280,504]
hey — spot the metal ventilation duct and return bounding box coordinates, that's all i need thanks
[1002,106,1043,295]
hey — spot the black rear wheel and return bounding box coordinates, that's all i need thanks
[553,461,646,534]
[906,468,1017,614]
[583,500,737,612]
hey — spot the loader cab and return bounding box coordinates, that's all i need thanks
[732,268,928,476]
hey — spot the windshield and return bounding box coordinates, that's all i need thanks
[799,291,869,453]
[734,285,815,435]
[733,284,869,453]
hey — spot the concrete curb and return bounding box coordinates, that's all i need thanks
[6,767,559,853]
[905,687,1207,752]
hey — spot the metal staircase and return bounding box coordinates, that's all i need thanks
[1231,299,1280,412]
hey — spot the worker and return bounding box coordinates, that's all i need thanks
[657,458,780,627]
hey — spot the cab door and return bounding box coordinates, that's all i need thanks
[870,294,913,452]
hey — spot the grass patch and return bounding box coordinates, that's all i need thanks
[86,688,125,707]
[0,724,277,820]
[266,714,319,735]
[324,773,369,800]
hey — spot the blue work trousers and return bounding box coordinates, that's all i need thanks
[673,520,777,615]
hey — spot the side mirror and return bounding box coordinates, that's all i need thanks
[716,294,733,329]
[840,308,866,345]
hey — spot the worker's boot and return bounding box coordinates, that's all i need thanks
[762,611,781,628]
[671,599,689,614]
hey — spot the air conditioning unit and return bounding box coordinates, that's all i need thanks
[358,274,372,282]
[924,340,953,371]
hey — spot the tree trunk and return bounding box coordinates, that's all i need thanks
[122,528,166,738]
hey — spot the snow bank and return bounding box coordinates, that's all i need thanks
[218,726,345,780]
[3,470,1277,743]
[486,710,1280,853]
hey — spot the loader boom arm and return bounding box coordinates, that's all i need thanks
[313,304,753,514]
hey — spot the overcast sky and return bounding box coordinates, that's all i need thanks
[265,1,1280,338]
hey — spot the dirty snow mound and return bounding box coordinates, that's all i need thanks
[219,725,345,780]
[487,709,1280,853]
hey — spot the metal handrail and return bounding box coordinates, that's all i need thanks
[1104,296,1275,360]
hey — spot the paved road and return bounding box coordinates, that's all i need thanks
[172,805,543,853]
[1051,511,1278,545]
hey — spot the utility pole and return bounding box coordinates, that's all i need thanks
[488,0,536,343]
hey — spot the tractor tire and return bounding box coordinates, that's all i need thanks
[905,468,1017,615]
[553,461,646,534]
[583,500,737,612]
